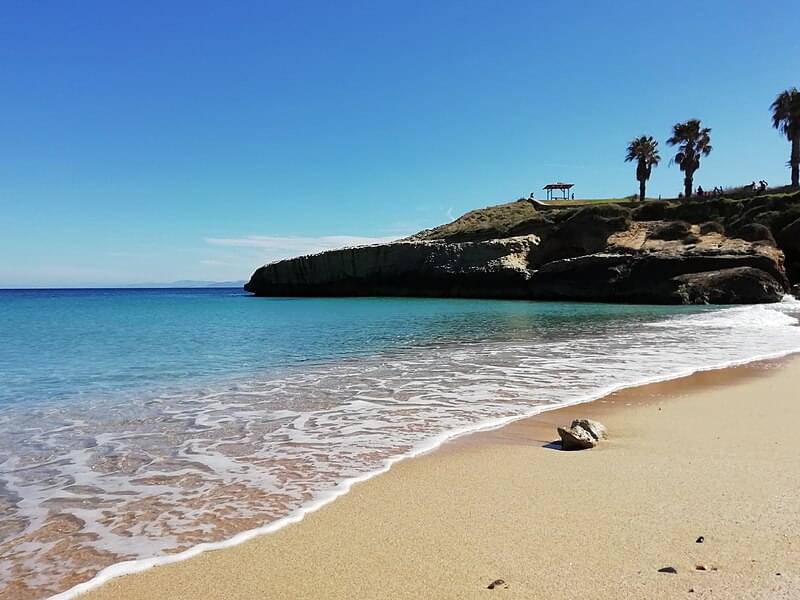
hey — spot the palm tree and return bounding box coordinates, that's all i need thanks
[771,88,800,188]
[625,135,661,202]
[666,119,712,199]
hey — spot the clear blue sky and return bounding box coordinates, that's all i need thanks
[1,0,797,286]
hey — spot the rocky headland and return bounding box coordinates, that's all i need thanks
[245,191,800,304]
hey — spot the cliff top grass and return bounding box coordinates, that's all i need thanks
[410,197,637,242]
[534,197,639,207]
[412,189,800,243]
[410,200,538,242]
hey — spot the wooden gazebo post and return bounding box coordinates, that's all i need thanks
[543,182,575,201]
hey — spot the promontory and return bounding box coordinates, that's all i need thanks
[245,191,800,304]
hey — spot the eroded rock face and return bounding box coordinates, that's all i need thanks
[778,218,800,282]
[526,252,787,304]
[527,206,631,268]
[779,218,800,255]
[672,267,785,304]
[245,203,793,304]
[245,237,540,299]
[628,191,800,283]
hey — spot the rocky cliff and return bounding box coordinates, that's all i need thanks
[245,191,800,304]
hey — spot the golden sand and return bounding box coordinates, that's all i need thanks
[81,357,800,599]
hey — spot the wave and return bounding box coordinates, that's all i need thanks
[50,348,800,600]
[1,299,799,599]
[650,295,800,329]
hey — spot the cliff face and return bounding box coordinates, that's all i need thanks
[245,236,538,299]
[245,193,800,304]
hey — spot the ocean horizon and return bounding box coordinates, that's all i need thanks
[2,288,800,599]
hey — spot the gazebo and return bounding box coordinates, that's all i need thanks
[543,182,575,201]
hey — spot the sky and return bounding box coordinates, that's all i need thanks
[1,0,798,287]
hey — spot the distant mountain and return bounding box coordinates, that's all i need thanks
[124,280,246,288]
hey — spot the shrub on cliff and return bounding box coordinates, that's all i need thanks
[567,203,631,220]
[506,212,556,238]
[553,203,631,229]
[741,193,799,218]
[632,200,672,221]
[735,223,776,245]
[767,204,800,233]
[778,218,800,254]
[649,221,693,241]
[555,204,632,236]
[699,221,725,235]
[725,195,800,239]
[671,198,741,224]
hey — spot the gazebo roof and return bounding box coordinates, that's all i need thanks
[542,182,575,190]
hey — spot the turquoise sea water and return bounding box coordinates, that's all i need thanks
[1,288,800,599]
[0,288,709,407]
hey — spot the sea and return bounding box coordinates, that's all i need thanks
[1,288,800,599]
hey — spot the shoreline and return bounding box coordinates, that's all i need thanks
[54,350,800,600]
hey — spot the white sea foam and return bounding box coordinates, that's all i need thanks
[0,299,799,599]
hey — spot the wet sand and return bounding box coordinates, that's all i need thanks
[80,356,800,599]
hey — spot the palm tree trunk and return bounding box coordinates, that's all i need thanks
[791,136,800,188]
[684,175,692,199]
[639,180,646,202]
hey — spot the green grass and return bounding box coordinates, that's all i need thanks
[412,188,800,242]
[413,200,541,241]
[542,186,797,206]
[536,197,639,207]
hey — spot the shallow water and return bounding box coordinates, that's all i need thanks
[1,289,799,599]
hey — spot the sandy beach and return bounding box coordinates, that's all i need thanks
[79,356,800,600]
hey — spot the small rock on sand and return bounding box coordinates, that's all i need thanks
[658,566,678,574]
[557,425,597,450]
[487,579,505,589]
[570,418,608,440]
[696,536,704,543]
